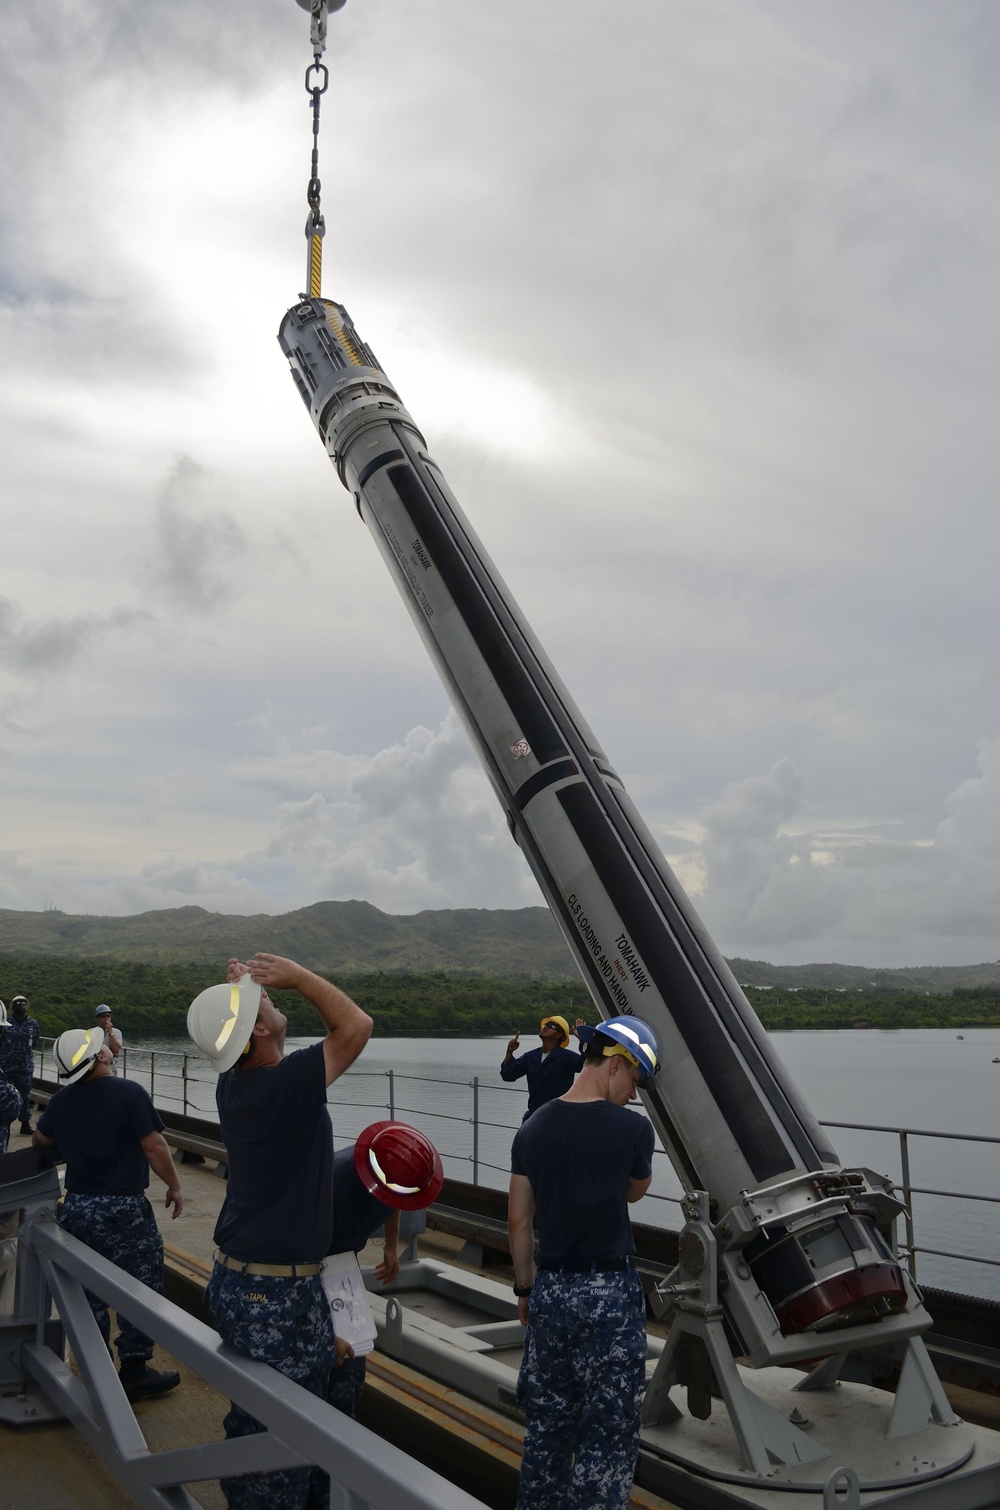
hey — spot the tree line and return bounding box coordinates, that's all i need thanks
[1,957,998,1038]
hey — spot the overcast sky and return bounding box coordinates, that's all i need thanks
[2,1,998,966]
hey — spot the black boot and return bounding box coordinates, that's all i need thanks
[19,1123,32,1136]
[119,1360,180,1399]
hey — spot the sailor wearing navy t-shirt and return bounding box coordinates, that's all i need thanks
[325,1122,443,1418]
[188,955,371,1510]
[500,1014,585,1120]
[32,1027,184,1399]
[508,1016,659,1510]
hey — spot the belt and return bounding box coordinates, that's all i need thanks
[537,1256,634,1274]
[215,1250,324,1278]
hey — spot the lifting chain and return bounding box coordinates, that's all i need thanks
[296,0,346,297]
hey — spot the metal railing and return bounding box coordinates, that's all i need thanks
[33,1040,999,1288]
[819,1118,1000,1282]
[16,1215,486,1510]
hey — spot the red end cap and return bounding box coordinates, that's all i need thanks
[776,1262,908,1336]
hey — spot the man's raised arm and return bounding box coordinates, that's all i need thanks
[248,953,372,1086]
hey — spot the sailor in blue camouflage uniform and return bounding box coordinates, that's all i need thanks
[33,1026,184,1398]
[0,1004,24,1153]
[325,1123,442,1418]
[189,953,372,1510]
[0,994,40,1134]
[508,1015,659,1510]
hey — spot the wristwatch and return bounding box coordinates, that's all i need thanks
[512,1282,533,1297]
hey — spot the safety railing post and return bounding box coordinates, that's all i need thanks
[182,1053,189,1116]
[149,1050,155,1105]
[388,1068,395,1120]
[899,1130,917,1279]
[472,1077,480,1187]
[121,1046,127,1080]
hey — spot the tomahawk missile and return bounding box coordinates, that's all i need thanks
[279,297,923,1350]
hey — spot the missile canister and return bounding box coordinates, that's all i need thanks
[278,296,910,1341]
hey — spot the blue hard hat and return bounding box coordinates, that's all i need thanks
[580,1015,659,1082]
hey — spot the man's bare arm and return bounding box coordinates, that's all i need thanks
[247,953,373,1088]
[508,1173,536,1326]
[375,1208,401,1285]
[627,1175,652,1203]
[140,1130,184,1218]
[32,1128,55,1149]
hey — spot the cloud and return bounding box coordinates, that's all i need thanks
[0,596,149,726]
[1,2,999,967]
[238,711,540,914]
[146,456,249,609]
[688,740,1000,965]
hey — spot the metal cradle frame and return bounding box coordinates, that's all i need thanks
[11,1211,487,1510]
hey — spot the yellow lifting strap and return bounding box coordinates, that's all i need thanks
[298,0,344,297]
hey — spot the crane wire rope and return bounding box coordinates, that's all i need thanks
[297,0,345,297]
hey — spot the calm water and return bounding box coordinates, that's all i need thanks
[86,1028,1000,1300]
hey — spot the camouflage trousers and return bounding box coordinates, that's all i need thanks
[0,1071,28,1131]
[58,1193,164,1364]
[207,1263,337,1510]
[326,1352,367,1419]
[515,1266,647,1510]
[6,1071,32,1127]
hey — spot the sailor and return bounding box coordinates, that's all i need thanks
[32,1027,184,1398]
[0,1004,24,1153]
[187,954,371,1510]
[95,1003,123,1072]
[325,1120,443,1419]
[0,992,40,1135]
[508,1016,658,1510]
[500,1014,586,1120]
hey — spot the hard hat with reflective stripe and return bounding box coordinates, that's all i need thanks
[354,1121,444,1210]
[186,976,262,1073]
[53,1027,105,1085]
[579,1015,659,1082]
[0,1002,8,1029]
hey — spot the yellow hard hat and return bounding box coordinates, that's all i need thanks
[539,1015,570,1048]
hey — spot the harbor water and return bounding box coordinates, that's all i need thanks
[105,1027,1000,1301]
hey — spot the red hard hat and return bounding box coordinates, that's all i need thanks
[354,1121,444,1211]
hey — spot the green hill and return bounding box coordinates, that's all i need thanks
[0,901,574,976]
[2,903,1000,993]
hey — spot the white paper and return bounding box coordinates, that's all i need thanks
[322,1250,378,1355]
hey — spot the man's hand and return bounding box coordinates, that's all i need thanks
[334,1335,355,1368]
[227,958,252,983]
[506,1033,520,1055]
[375,1246,400,1285]
[141,1131,183,1216]
[247,953,306,991]
[517,1295,531,1327]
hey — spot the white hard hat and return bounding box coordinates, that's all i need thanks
[187,976,262,1072]
[0,1002,8,1028]
[54,1027,105,1085]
